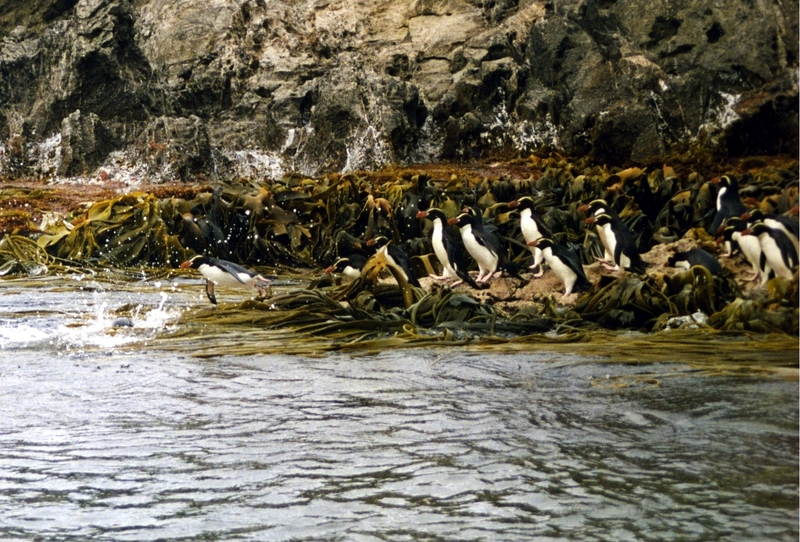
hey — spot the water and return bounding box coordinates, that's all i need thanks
[0,275,797,541]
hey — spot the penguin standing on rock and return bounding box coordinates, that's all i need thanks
[415,208,480,288]
[448,211,506,283]
[709,175,748,234]
[180,255,272,305]
[741,223,798,281]
[508,196,553,277]
[584,214,647,273]
[578,199,621,265]
[717,218,770,284]
[527,238,592,298]
[741,208,799,256]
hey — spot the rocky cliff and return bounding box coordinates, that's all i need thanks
[0,0,796,182]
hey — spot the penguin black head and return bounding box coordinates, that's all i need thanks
[416,208,448,223]
[366,235,390,249]
[448,212,476,228]
[179,254,211,269]
[527,237,554,249]
[741,222,770,237]
[325,254,366,274]
[585,213,613,227]
[740,208,763,222]
[508,196,537,212]
[710,174,739,190]
[578,198,611,216]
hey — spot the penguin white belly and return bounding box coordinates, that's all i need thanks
[542,247,577,294]
[520,210,541,244]
[198,264,252,288]
[460,224,497,279]
[601,223,620,269]
[342,266,361,280]
[759,233,793,279]
[520,210,544,268]
[733,232,763,274]
[431,224,458,278]
[594,224,613,262]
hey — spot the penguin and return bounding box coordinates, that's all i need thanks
[527,238,592,298]
[324,254,367,282]
[709,175,748,234]
[365,236,421,287]
[578,199,621,265]
[448,211,506,283]
[415,208,480,289]
[667,248,723,275]
[741,208,799,256]
[584,214,647,273]
[508,196,553,277]
[180,255,272,305]
[741,222,798,281]
[718,218,770,283]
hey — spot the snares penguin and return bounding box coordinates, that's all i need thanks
[667,248,723,275]
[324,254,367,282]
[741,222,798,281]
[717,218,770,284]
[180,255,272,305]
[709,175,748,234]
[448,211,505,283]
[584,213,647,273]
[527,238,592,298]
[415,208,480,289]
[741,208,799,256]
[508,196,553,276]
[578,199,620,265]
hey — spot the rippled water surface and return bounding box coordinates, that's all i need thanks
[0,276,797,541]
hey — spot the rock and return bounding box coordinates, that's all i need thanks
[58,110,117,176]
[0,0,795,181]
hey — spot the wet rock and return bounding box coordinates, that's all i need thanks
[0,0,796,181]
[58,110,117,176]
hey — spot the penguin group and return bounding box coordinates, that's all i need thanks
[179,171,798,306]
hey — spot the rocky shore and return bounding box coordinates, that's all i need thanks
[0,154,797,338]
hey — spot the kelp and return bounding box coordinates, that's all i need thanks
[1,157,798,342]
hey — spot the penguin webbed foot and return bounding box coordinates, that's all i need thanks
[529,263,545,278]
[205,281,218,305]
[254,278,273,299]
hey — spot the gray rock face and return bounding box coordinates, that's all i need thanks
[0,0,796,181]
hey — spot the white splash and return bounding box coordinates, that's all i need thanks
[223,148,287,180]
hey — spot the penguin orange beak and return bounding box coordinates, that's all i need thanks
[710,176,720,184]
[716,224,725,235]
[507,200,520,209]
[527,240,539,247]
[324,266,335,274]
[741,211,752,221]
[179,260,192,269]
[741,229,752,236]
[447,217,458,225]
[585,216,597,225]
[366,238,377,247]
[577,203,589,214]
[415,210,428,219]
